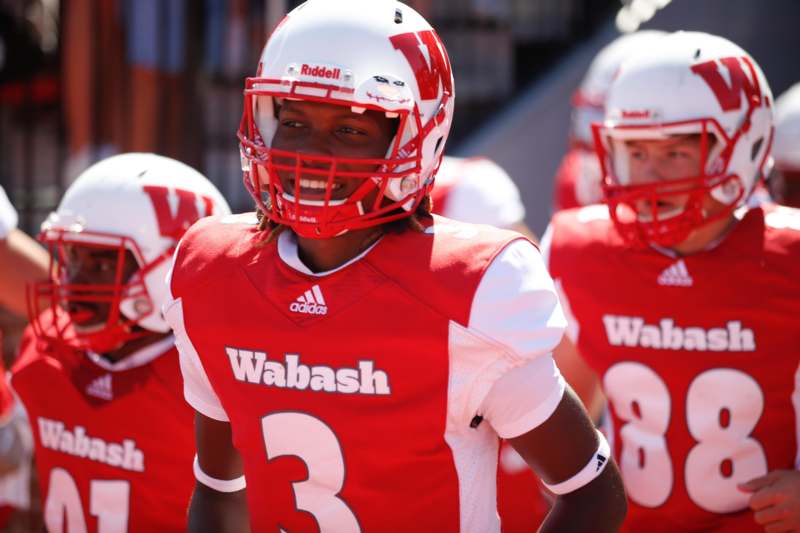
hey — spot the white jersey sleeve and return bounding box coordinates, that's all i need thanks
[440,158,526,229]
[0,186,19,240]
[448,239,567,439]
[163,246,229,421]
[442,238,566,532]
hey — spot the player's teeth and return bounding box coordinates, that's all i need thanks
[298,179,341,190]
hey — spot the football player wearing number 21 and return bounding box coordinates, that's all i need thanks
[165,0,627,531]
[544,32,800,532]
[12,154,230,532]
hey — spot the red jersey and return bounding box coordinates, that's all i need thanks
[11,324,196,533]
[552,146,603,212]
[167,213,567,533]
[545,204,800,532]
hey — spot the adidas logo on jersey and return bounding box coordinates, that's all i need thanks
[657,259,693,287]
[603,315,756,352]
[85,373,113,401]
[290,285,328,315]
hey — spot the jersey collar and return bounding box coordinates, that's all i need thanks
[276,230,382,277]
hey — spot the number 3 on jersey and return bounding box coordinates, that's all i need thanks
[262,412,361,532]
[604,362,768,513]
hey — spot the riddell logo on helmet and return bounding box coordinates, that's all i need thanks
[621,109,652,119]
[300,64,341,80]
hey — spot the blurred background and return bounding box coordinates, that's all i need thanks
[1,0,800,237]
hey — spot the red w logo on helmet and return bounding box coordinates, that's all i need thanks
[390,30,453,101]
[691,56,764,113]
[142,186,215,240]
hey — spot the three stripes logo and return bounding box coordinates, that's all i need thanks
[290,285,328,316]
[596,453,607,472]
[657,259,693,287]
[86,374,113,401]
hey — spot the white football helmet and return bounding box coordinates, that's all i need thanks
[238,0,454,238]
[771,82,800,206]
[30,153,231,353]
[571,30,667,148]
[593,31,774,247]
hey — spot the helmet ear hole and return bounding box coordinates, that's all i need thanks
[711,177,743,205]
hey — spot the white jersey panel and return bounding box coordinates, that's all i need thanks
[443,322,503,533]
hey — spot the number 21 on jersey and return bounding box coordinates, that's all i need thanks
[604,362,768,513]
[45,468,129,533]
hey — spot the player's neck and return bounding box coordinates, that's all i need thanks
[670,213,738,256]
[100,330,172,363]
[295,226,384,273]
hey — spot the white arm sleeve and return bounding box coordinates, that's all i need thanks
[0,186,19,240]
[163,248,229,421]
[441,158,526,228]
[466,239,567,437]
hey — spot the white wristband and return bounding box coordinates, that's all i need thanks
[543,429,611,495]
[193,455,247,493]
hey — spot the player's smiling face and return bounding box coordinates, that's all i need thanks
[266,99,397,205]
[622,135,708,220]
[60,244,138,332]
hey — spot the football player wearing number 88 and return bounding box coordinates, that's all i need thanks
[542,31,800,532]
[165,0,626,531]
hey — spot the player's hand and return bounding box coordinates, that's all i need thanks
[739,469,800,532]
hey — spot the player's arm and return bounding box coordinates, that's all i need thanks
[189,413,250,533]
[540,222,606,424]
[553,335,605,423]
[0,228,49,318]
[508,388,626,532]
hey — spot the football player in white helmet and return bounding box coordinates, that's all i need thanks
[770,82,800,207]
[544,31,800,532]
[13,154,231,532]
[165,1,626,532]
[553,30,667,212]
[594,34,773,250]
